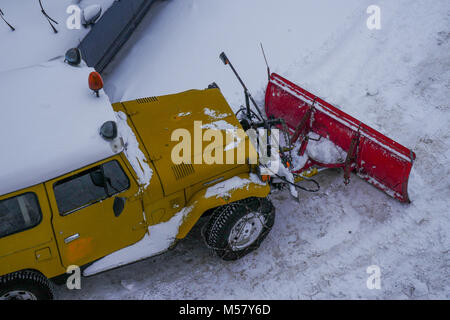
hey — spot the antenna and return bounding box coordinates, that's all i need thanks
[260,43,270,81]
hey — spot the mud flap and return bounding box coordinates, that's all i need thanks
[265,73,416,203]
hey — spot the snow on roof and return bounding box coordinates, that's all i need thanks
[0,60,118,196]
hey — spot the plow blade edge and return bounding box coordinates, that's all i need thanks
[265,73,416,203]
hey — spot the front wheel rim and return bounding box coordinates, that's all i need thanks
[0,290,38,300]
[228,212,264,251]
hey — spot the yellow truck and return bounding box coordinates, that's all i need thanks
[0,61,274,300]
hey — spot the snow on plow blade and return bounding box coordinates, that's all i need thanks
[265,73,416,203]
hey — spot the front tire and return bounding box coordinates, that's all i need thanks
[0,270,54,300]
[203,197,275,261]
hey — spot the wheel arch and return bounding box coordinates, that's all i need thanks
[1,268,48,279]
[0,268,55,300]
[176,173,270,239]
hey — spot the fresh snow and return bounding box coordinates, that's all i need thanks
[0,59,117,196]
[83,205,195,276]
[204,174,266,200]
[82,4,102,25]
[200,116,245,152]
[290,142,309,172]
[115,111,153,189]
[177,111,191,118]
[0,0,115,73]
[204,107,230,120]
[306,133,347,164]
[201,119,237,131]
[2,0,449,300]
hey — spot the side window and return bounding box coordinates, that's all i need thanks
[53,160,130,216]
[103,161,130,194]
[0,193,42,239]
[53,166,107,215]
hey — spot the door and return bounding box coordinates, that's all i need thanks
[0,185,63,278]
[45,156,146,268]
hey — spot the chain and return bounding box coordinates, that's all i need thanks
[201,198,274,259]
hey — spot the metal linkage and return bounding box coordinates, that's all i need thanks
[219,51,320,194]
[219,52,264,122]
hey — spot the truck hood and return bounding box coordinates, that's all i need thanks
[118,88,255,196]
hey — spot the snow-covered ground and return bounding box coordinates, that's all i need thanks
[1,0,449,299]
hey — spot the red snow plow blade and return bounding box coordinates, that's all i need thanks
[265,73,416,203]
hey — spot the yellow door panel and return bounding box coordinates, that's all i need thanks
[45,155,146,268]
[0,185,64,279]
[152,191,185,225]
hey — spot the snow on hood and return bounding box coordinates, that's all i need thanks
[205,173,266,199]
[201,119,237,131]
[201,119,243,152]
[204,107,230,120]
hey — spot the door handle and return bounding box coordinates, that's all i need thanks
[64,233,80,244]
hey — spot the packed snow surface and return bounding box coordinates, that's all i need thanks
[3,0,448,299]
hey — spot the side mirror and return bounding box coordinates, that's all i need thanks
[113,197,126,217]
[90,169,106,188]
[65,48,81,66]
[99,121,118,140]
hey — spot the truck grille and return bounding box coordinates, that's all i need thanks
[171,163,195,180]
[136,96,158,104]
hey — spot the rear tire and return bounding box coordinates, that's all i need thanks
[0,270,54,300]
[203,197,275,261]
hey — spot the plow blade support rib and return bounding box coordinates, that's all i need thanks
[265,73,416,203]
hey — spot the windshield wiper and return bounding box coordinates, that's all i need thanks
[0,8,15,31]
[38,0,58,33]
